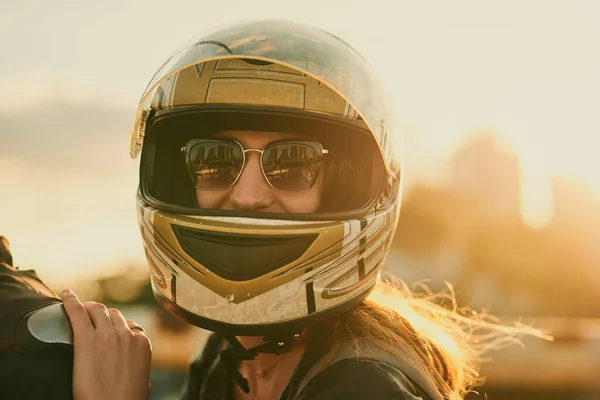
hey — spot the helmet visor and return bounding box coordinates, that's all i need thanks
[140,107,385,217]
[130,20,400,178]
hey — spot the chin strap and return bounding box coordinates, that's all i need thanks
[221,331,301,393]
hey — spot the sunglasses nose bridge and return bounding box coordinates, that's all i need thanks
[240,147,265,171]
[241,148,264,167]
[242,148,264,155]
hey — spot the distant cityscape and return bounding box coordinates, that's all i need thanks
[388,134,600,318]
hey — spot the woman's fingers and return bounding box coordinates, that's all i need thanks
[126,319,146,335]
[84,301,113,334]
[108,308,130,333]
[127,319,152,357]
[62,289,152,400]
[61,289,94,338]
[110,309,147,339]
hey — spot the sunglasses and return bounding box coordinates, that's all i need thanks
[181,139,330,192]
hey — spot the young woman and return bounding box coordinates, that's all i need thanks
[62,20,538,400]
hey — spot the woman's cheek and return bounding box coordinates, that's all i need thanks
[195,190,229,209]
[278,191,321,214]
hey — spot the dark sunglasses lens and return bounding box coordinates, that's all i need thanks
[188,141,243,189]
[262,143,322,191]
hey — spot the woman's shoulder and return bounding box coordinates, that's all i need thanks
[295,357,430,400]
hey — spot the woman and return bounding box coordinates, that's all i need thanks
[62,20,536,400]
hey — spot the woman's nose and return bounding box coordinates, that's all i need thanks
[228,153,274,211]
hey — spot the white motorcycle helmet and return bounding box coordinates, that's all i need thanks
[130,19,403,337]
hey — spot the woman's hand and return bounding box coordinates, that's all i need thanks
[61,288,152,400]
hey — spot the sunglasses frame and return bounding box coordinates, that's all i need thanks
[181,138,330,193]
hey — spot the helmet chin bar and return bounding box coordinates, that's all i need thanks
[152,281,375,336]
[138,194,395,333]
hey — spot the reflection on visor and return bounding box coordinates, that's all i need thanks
[188,141,244,190]
[184,139,326,192]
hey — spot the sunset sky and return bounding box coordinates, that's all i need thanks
[1,0,599,286]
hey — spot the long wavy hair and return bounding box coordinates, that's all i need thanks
[313,155,547,399]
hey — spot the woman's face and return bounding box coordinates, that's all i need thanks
[195,130,324,214]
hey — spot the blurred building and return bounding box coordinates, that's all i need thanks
[447,135,521,221]
[548,177,600,315]
[550,176,600,240]
[391,134,524,304]
[390,133,600,317]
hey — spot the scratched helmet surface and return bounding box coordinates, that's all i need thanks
[130,19,403,335]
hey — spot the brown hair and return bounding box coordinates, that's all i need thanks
[319,153,371,213]
[304,279,548,399]
[314,155,547,398]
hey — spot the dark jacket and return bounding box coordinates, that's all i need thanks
[180,332,440,400]
[0,263,74,400]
